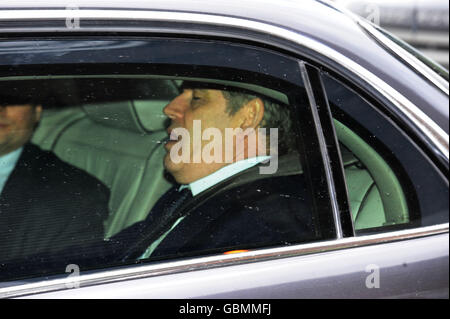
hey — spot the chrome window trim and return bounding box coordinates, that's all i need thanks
[0,9,448,160]
[356,19,450,96]
[0,223,448,298]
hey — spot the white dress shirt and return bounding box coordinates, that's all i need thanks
[0,147,23,194]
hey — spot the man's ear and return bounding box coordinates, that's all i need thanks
[240,98,264,129]
[34,105,43,122]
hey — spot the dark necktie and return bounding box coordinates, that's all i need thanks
[114,186,193,261]
[160,186,193,219]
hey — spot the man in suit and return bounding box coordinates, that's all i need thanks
[0,83,110,266]
[115,82,317,261]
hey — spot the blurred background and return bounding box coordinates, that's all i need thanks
[332,0,449,70]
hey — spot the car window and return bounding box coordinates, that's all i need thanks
[0,38,339,282]
[321,72,449,234]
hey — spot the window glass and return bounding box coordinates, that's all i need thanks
[322,72,449,234]
[0,38,336,282]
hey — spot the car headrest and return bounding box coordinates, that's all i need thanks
[133,99,169,132]
[82,101,149,134]
[83,99,170,133]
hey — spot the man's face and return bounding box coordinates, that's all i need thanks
[163,88,240,184]
[0,104,42,156]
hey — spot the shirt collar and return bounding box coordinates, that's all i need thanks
[0,147,23,169]
[179,156,271,196]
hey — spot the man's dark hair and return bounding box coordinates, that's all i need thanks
[221,90,295,156]
[180,80,296,155]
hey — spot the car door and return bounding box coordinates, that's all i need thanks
[0,9,447,299]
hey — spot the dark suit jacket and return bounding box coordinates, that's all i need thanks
[116,154,317,261]
[0,143,110,264]
[152,175,315,258]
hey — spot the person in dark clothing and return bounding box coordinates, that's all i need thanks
[0,143,110,262]
[114,83,316,261]
[0,83,110,266]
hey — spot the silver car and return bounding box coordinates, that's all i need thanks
[0,0,448,299]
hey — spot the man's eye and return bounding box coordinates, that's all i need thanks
[191,96,202,105]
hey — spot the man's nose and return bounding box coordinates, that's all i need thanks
[163,90,191,122]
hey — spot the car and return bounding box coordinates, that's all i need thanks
[332,0,449,70]
[0,0,448,299]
